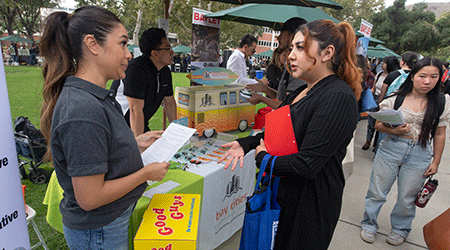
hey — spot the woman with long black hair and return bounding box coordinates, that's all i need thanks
[361,57,450,246]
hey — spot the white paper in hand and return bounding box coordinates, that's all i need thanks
[141,123,196,165]
[367,109,405,126]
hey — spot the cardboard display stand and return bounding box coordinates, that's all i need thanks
[0,54,31,249]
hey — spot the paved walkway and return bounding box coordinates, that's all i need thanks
[216,119,450,249]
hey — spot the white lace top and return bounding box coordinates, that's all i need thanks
[379,94,450,139]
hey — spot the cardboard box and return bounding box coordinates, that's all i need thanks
[134,194,201,250]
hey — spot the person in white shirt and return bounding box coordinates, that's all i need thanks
[227,34,258,85]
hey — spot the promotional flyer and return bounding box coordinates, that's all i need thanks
[191,8,221,71]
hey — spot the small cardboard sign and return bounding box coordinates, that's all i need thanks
[359,19,373,38]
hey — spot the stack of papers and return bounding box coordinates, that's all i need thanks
[367,110,405,126]
[141,123,197,165]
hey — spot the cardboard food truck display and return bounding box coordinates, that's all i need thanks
[175,84,255,137]
[134,194,201,249]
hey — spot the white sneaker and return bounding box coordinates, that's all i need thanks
[386,232,406,246]
[360,229,375,243]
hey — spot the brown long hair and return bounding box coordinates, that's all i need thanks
[40,6,122,160]
[297,20,362,100]
[270,47,286,69]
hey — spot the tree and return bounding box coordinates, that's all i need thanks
[168,0,261,49]
[0,0,19,35]
[73,0,261,49]
[435,11,450,47]
[76,0,162,44]
[322,0,384,29]
[16,0,57,41]
[122,0,161,45]
[0,0,57,40]
[400,20,437,52]
[369,0,437,54]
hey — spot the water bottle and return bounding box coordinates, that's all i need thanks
[415,177,439,208]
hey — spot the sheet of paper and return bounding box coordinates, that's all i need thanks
[141,123,196,165]
[367,109,405,126]
[142,180,181,199]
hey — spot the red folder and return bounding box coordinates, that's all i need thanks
[264,105,298,156]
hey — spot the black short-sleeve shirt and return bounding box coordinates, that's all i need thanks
[123,56,174,132]
[51,76,146,230]
[383,69,410,86]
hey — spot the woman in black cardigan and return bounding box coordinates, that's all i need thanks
[218,20,362,249]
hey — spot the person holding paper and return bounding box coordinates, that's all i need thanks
[361,57,450,246]
[219,20,361,249]
[39,6,170,248]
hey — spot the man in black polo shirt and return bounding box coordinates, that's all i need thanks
[122,28,177,136]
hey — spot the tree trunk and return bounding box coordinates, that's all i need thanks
[0,6,17,35]
[132,8,143,45]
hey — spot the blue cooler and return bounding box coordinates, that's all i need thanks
[255,70,264,79]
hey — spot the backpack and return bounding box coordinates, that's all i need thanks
[386,69,409,97]
[393,94,445,138]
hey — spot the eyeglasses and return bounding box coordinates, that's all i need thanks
[154,46,172,51]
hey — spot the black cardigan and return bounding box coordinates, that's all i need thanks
[237,74,358,249]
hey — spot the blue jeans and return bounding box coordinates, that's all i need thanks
[374,132,387,154]
[63,203,135,250]
[361,135,432,238]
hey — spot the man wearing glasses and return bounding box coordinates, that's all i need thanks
[121,28,177,136]
[227,34,259,85]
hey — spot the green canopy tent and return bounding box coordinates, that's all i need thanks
[0,35,34,44]
[367,46,389,58]
[207,0,342,9]
[206,4,341,30]
[367,45,400,59]
[206,4,385,46]
[173,44,192,54]
[376,44,400,58]
[254,49,273,58]
[355,32,385,46]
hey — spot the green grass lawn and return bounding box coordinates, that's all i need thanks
[5,65,193,249]
[5,65,266,248]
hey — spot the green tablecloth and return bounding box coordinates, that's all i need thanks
[43,168,204,248]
